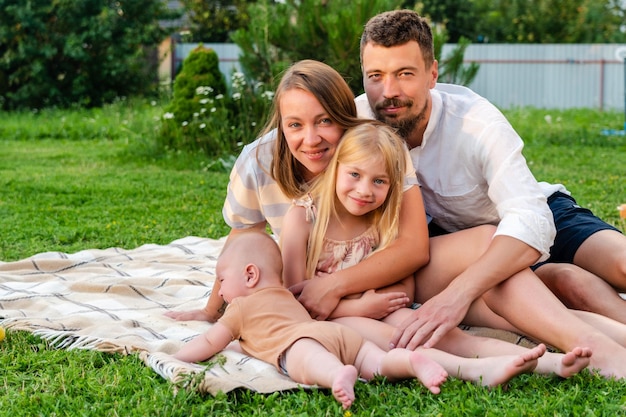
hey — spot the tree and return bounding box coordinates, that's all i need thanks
[0,0,176,109]
[472,0,626,43]
[180,0,252,43]
[418,0,483,43]
[231,0,480,94]
[232,0,418,94]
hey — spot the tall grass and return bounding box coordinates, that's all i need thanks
[1,101,626,415]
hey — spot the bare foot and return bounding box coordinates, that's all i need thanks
[544,346,592,378]
[480,343,546,387]
[332,365,358,410]
[409,351,448,394]
[559,347,592,377]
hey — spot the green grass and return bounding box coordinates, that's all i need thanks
[1,102,626,415]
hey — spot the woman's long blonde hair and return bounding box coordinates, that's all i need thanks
[305,121,408,279]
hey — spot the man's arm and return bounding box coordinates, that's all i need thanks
[295,186,429,319]
[392,234,541,350]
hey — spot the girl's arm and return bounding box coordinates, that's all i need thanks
[279,205,310,289]
[173,322,233,363]
[282,202,414,320]
[296,186,429,320]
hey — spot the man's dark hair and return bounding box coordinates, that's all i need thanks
[360,10,435,66]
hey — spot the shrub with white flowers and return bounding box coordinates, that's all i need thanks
[158,46,273,157]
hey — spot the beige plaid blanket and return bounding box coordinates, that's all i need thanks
[0,236,537,395]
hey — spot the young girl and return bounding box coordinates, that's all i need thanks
[281,120,415,321]
[280,121,592,381]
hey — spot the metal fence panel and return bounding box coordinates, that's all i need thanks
[443,43,626,110]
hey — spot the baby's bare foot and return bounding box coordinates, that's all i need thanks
[332,365,358,410]
[410,351,448,394]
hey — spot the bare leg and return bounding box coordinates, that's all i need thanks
[337,316,589,379]
[284,338,357,410]
[415,344,544,387]
[481,269,626,378]
[354,340,447,394]
[573,230,626,291]
[571,309,626,346]
[535,262,626,324]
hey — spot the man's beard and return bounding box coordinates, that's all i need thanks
[374,98,425,141]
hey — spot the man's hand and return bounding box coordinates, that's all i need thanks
[390,290,470,350]
[290,273,340,320]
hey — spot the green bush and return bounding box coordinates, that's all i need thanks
[0,0,174,110]
[164,45,228,125]
[158,46,273,156]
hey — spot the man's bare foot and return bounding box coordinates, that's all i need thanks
[479,343,546,387]
[537,346,592,378]
[332,365,358,410]
[409,351,448,394]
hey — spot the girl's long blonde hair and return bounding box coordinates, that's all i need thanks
[305,121,408,280]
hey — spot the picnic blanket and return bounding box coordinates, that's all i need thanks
[0,236,538,395]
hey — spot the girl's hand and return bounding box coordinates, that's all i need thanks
[355,289,410,320]
[326,289,410,320]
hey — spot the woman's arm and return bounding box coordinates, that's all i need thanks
[295,186,429,320]
[165,224,267,322]
[279,206,311,289]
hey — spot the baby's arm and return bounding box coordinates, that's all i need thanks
[173,322,233,363]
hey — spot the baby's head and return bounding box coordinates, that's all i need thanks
[216,232,283,302]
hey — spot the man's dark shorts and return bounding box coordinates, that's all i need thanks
[532,192,622,270]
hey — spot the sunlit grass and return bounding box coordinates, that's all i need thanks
[1,102,626,415]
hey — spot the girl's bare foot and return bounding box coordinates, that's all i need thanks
[558,347,592,377]
[409,351,448,394]
[480,343,546,387]
[540,346,592,378]
[332,365,358,410]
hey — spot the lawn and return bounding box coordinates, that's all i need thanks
[1,101,625,416]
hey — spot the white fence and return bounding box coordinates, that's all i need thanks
[174,42,626,111]
[443,43,626,111]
